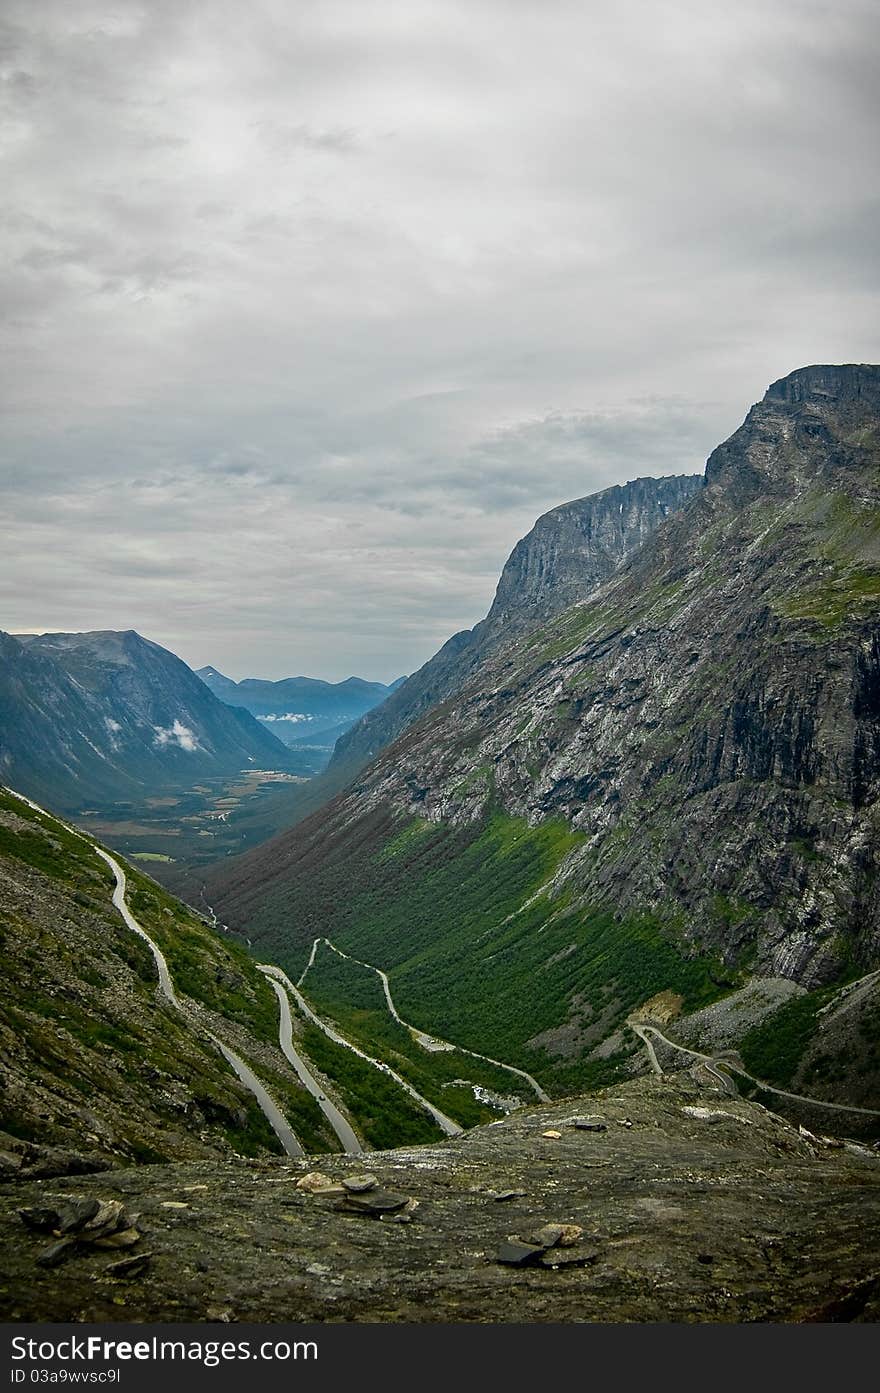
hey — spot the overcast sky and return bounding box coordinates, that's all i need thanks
[2,0,878,681]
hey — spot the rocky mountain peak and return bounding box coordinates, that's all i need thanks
[704,362,880,502]
[764,362,880,408]
[329,472,703,776]
[488,474,704,628]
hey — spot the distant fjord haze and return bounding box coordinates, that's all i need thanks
[196,667,405,748]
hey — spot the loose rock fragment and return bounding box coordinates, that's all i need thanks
[22,1197,141,1265]
[19,1206,61,1233]
[107,1253,152,1280]
[542,1130,562,1139]
[495,1240,546,1267]
[36,1238,78,1268]
[573,1118,607,1132]
[57,1199,101,1234]
[556,1225,584,1247]
[524,1222,585,1250]
[296,1171,334,1193]
[82,1200,126,1238]
[492,1190,526,1203]
[92,1227,141,1251]
[527,1224,566,1249]
[341,1190,411,1216]
[381,1197,419,1223]
[341,1174,379,1193]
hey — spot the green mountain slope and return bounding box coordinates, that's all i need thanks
[0,629,292,814]
[0,787,337,1174]
[209,366,880,1102]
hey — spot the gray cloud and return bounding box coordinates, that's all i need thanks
[1,0,878,680]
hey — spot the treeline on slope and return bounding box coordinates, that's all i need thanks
[739,978,880,1108]
[294,1023,441,1149]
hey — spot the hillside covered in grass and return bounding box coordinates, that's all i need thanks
[0,787,336,1172]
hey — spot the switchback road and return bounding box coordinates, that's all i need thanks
[302,935,551,1103]
[260,963,463,1137]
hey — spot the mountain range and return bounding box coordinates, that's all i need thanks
[2,363,879,1324]
[0,629,293,813]
[196,668,404,748]
[207,364,880,1107]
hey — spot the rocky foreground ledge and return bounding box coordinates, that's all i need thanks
[2,1075,878,1323]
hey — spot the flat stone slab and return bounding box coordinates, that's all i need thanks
[341,1190,411,1216]
[495,1240,546,1267]
[341,1174,379,1193]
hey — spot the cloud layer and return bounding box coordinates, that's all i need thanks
[2,0,878,679]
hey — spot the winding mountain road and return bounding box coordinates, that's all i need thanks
[8,789,304,1159]
[302,935,551,1103]
[94,847,305,1157]
[631,1020,880,1118]
[260,964,463,1137]
[628,1020,663,1077]
[263,973,363,1154]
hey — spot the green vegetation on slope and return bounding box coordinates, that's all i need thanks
[779,567,880,628]
[125,866,280,1043]
[256,809,727,1094]
[739,983,848,1087]
[296,1022,440,1149]
[0,788,331,1161]
[301,944,534,1126]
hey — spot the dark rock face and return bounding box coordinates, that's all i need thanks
[3,1075,879,1322]
[331,474,703,771]
[489,474,704,628]
[215,366,880,992]
[0,629,291,812]
[344,367,880,984]
[763,363,880,408]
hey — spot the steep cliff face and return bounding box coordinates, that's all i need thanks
[489,473,704,626]
[209,368,880,1094]
[351,365,880,977]
[331,474,703,769]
